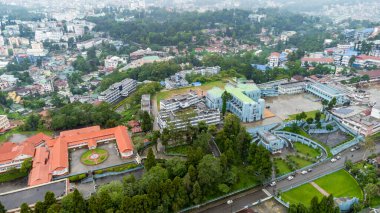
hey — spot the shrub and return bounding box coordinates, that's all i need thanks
[69,173,87,182]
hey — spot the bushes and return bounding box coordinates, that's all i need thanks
[94,163,139,175]
[0,168,28,183]
[68,174,87,182]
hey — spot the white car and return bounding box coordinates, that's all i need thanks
[331,158,337,163]
[270,181,276,186]
[287,175,294,181]
[350,148,355,152]
[301,170,308,175]
[336,156,341,160]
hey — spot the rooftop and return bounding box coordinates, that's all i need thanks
[207,87,224,98]
[225,86,255,104]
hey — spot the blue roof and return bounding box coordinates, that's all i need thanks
[252,64,270,72]
[192,82,202,86]
[343,50,358,56]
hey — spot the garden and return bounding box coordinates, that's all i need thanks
[80,148,109,166]
[281,169,363,207]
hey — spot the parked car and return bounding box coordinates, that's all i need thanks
[354,146,360,150]
[350,148,356,152]
[270,181,276,186]
[288,175,294,181]
[307,168,312,172]
[301,170,308,175]
[331,158,337,163]
[336,155,341,160]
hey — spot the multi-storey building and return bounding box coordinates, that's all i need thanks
[99,78,137,104]
[160,90,200,111]
[305,82,349,105]
[257,130,285,153]
[0,115,10,131]
[206,80,265,122]
[278,81,306,95]
[268,52,280,67]
[141,94,151,114]
[157,102,221,130]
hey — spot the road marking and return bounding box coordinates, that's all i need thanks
[262,189,272,196]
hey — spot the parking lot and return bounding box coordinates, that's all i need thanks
[310,130,353,148]
[70,143,132,174]
[265,93,322,120]
[0,179,67,210]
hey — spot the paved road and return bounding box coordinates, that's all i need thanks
[151,95,159,131]
[0,180,67,210]
[195,143,380,213]
[267,143,380,195]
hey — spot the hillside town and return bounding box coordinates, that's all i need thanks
[0,2,379,213]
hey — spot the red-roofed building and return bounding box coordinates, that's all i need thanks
[301,57,334,66]
[355,55,380,67]
[28,125,134,186]
[268,52,280,67]
[0,133,51,173]
[359,70,380,82]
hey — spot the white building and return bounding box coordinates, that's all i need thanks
[104,56,128,69]
[0,115,10,131]
[268,52,280,67]
[35,28,63,42]
[160,90,200,111]
[278,81,306,95]
[98,78,137,103]
[0,74,18,89]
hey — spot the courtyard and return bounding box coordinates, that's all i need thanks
[264,93,322,120]
[310,130,354,148]
[69,143,134,174]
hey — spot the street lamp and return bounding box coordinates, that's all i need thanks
[227,199,233,213]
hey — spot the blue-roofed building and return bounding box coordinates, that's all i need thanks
[251,64,270,72]
[257,130,285,153]
[334,197,359,212]
[206,80,265,122]
[305,83,349,105]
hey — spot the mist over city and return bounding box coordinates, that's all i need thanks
[0,0,379,213]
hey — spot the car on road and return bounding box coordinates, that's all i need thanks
[350,148,356,152]
[336,155,341,160]
[354,146,360,150]
[331,158,337,163]
[307,168,312,172]
[270,181,276,186]
[301,170,308,175]
[287,175,294,181]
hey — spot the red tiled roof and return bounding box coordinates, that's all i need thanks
[359,70,380,79]
[270,52,280,57]
[356,54,380,61]
[301,57,334,63]
[28,146,52,186]
[24,133,52,147]
[0,141,34,164]
[29,125,134,186]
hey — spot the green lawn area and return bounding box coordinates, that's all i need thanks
[314,170,363,200]
[293,142,321,158]
[370,196,380,207]
[80,148,109,166]
[155,80,227,108]
[274,158,292,176]
[165,145,191,155]
[289,155,314,168]
[230,166,258,191]
[0,129,54,144]
[286,110,325,121]
[282,126,332,157]
[281,183,325,207]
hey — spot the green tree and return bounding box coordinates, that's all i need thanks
[20,158,32,173]
[34,201,44,213]
[145,148,156,171]
[364,183,379,205]
[314,111,322,123]
[140,111,153,132]
[306,117,314,124]
[190,181,202,204]
[221,91,232,116]
[197,155,222,191]
[43,191,57,210]
[20,203,31,213]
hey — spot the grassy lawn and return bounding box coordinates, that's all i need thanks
[286,110,325,121]
[281,183,325,207]
[293,142,321,158]
[274,158,292,176]
[0,129,54,144]
[370,196,380,207]
[289,155,313,168]
[155,80,227,108]
[230,166,258,191]
[165,145,191,155]
[314,170,363,200]
[80,148,109,166]
[282,126,332,157]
